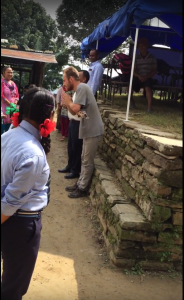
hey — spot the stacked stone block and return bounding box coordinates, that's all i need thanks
[90,107,183,271]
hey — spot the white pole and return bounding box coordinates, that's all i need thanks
[96,40,99,50]
[125,27,139,121]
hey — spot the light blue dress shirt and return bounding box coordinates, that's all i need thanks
[1,120,50,216]
[87,61,104,95]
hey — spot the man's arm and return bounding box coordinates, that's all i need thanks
[90,64,104,95]
[61,91,81,114]
[56,88,62,104]
[1,156,45,223]
[68,102,81,115]
[1,214,10,224]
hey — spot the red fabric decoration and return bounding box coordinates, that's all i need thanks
[39,119,56,137]
[11,112,19,127]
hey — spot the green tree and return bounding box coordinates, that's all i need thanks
[42,48,71,90]
[1,0,69,89]
[56,1,152,62]
[1,0,57,50]
[56,0,126,42]
[56,0,126,60]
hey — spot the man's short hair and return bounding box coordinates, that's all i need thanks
[90,49,99,56]
[63,67,80,81]
[80,70,90,83]
[137,38,149,47]
[28,84,37,89]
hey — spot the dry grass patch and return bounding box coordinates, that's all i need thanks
[101,93,183,139]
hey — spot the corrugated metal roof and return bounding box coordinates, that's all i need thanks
[1,48,57,63]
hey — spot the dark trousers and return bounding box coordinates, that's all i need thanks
[67,120,83,175]
[56,106,61,131]
[1,215,42,300]
[1,119,5,135]
[60,116,69,137]
[132,76,154,92]
[94,92,97,101]
[1,122,11,134]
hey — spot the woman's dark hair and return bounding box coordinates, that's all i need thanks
[2,65,12,74]
[18,87,55,155]
[28,84,37,89]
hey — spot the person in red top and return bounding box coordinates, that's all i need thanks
[1,66,19,131]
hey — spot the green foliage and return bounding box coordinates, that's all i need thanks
[1,0,57,50]
[107,231,117,245]
[20,72,30,88]
[160,251,172,262]
[124,263,144,275]
[56,0,126,42]
[34,37,42,51]
[42,65,62,90]
[167,267,180,279]
[151,222,164,232]
[56,0,128,60]
[56,2,152,61]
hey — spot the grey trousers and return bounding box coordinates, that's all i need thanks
[77,135,102,191]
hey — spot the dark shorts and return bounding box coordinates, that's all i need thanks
[132,76,154,92]
[119,73,130,82]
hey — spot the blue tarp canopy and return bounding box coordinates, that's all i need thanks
[81,0,182,59]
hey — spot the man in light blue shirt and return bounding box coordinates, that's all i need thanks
[1,120,49,216]
[87,49,104,100]
[1,87,54,300]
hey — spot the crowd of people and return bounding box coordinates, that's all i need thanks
[1,40,158,299]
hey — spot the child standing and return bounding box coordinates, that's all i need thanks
[60,103,69,141]
[60,87,73,141]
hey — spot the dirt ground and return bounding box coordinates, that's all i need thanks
[24,129,182,300]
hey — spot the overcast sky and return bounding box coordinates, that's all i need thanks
[35,0,62,19]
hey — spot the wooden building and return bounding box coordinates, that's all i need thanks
[1,48,57,96]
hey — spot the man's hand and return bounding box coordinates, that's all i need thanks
[1,214,11,224]
[4,98,10,105]
[61,90,72,107]
[1,114,7,119]
[141,77,147,82]
[138,75,143,82]
[138,75,148,82]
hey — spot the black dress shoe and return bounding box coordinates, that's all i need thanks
[58,166,70,173]
[65,183,78,192]
[64,173,79,179]
[68,188,89,198]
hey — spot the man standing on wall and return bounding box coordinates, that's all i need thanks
[87,49,104,100]
[61,67,104,198]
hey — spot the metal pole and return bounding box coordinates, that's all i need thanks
[125,27,139,121]
[96,40,99,50]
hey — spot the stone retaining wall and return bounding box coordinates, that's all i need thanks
[90,107,183,271]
